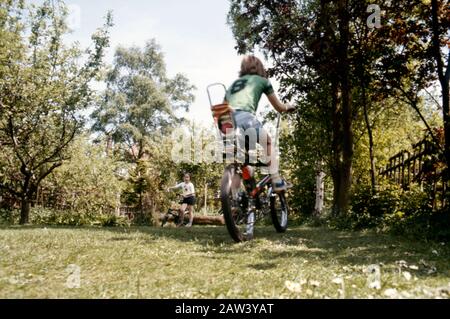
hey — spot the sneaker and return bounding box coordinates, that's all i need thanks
[186,222,193,228]
[272,179,288,193]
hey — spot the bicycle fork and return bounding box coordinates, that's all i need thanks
[242,173,271,240]
[245,199,256,239]
[245,209,255,239]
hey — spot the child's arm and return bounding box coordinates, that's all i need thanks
[267,93,295,113]
[167,183,182,192]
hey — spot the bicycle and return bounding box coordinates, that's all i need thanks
[161,195,191,227]
[207,83,290,242]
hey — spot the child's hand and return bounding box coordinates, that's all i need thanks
[284,104,296,113]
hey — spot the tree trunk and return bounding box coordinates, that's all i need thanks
[337,156,352,215]
[431,0,450,185]
[331,170,340,216]
[331,80,342,216]
[160,214,224,226]
[20,196,31,225]
[362,79,376,194]
[442,79,450,185]
[336,0,353,216]
[314,163,326,218]
[439,54,450,185]
[333,0,353,216]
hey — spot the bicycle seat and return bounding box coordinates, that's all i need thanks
[211,103,235,135]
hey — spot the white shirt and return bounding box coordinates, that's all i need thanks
[174,182,195,198]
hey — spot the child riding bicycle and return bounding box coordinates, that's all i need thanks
[224,55,295,192]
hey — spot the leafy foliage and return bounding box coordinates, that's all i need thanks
[40,135,126,214]
[329,180,450,241]
[0,0,112,223]
[91,40,195,162]
[227,0,449,222]
[1,207,130,227]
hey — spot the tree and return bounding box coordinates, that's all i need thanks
[91,40,196,163]
[227,0,450,216]
[430,0,450,181]
[372,0,449,171]
[228,0,356,215]
[0,0,112,224]
[278,77,334,216]
[352,97,430,187]
[91,40,196,220]
[39,134,126,214]
[174,122,224,213]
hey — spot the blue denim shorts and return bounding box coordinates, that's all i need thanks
[233,110,269,149]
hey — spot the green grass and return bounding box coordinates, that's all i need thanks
[0,224,449,299]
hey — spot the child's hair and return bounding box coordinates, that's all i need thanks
[239,55,267,78]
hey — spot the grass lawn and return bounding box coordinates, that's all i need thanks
[0,224,449,299]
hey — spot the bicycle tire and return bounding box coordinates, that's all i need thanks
[270,191,288,233]
[220,165,247,243]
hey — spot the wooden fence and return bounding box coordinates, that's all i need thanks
[379,138,448,209]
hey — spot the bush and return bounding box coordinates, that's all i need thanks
[130,211,153,226]
[340,182,402,230]
[382,184,446,239]
[89,212,131,227]
[0,207,130,227]
[331,181,449,241]
[0,209,19,224]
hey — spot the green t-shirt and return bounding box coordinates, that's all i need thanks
[225,75,274,114]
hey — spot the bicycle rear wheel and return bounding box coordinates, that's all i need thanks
[270,191,288,233]
[220,165,249,242]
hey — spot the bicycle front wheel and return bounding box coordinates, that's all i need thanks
[270,191,288,233]
[220,165,249,243]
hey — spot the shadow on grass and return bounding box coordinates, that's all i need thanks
[0,223,232,245]
[254,227,450,279]
[147,225,450,280]
[1,223,449,279]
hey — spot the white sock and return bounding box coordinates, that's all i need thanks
[271,173,282,183]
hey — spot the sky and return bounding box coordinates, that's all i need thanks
[37,0,276,127]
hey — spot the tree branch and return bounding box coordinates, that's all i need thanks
[36,162,62,187]
[8,116,28,173]
[423,87,442,110]
[31,115,77,171]
[397,87,443,152]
